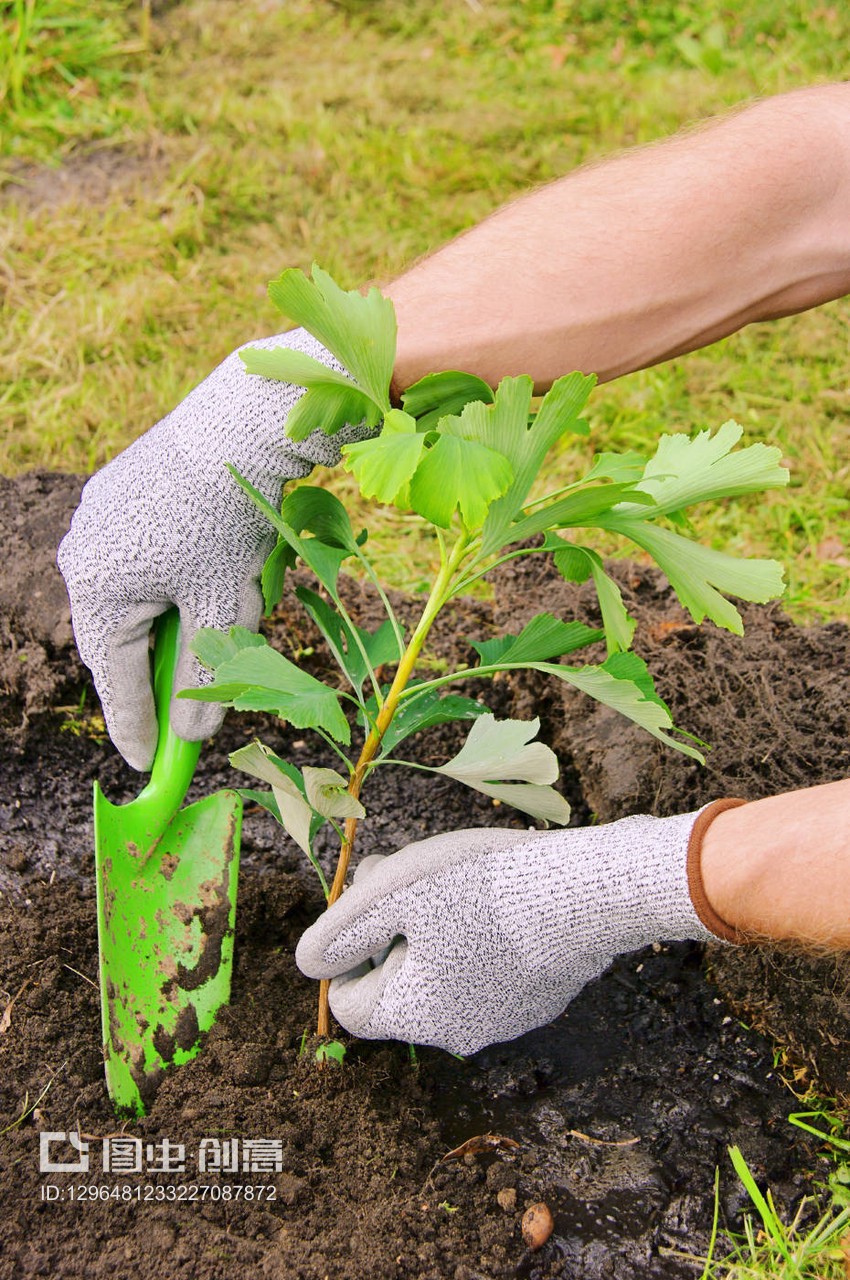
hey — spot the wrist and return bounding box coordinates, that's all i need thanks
[687,799,749,942]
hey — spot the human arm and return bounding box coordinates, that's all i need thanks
[388,82,850,392]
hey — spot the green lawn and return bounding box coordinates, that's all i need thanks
[1,0,848,621]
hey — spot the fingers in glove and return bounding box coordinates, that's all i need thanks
[296,828,520,979]
[95,603,166,772]
[326,941,408,1040]
[296,889,404,980]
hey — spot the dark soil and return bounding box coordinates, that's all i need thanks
[1,472,849,1279]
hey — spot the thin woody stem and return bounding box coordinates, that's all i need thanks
[316,529,471,1037]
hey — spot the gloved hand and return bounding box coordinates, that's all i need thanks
[58,330,367,771]
[296,801,743,1055]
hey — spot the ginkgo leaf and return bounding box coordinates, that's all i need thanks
[408,432,513,529]
[585,450,647,483]
[437,714,558,784]
[229,739,297,789]
[342,409,427,506]
[191,624,267,671]
[435,714,569,824]
[230,743,322,859]
[530,655,705,761]
[626,420,789,515]
[545,537,636,654]
[481,372,596,553]
[226,469,355,597]
[599,515,786,634]
[499,481,655,548]
[267,777,317,859]
[469,781,571,825]
[370,688,488,755]
[268,265,396,413]
[239,345,361,391]
[260,538,294,614]
[470,613,602,665]
[303,767,365,820]
[284,382,381,442]
[402,370,494,430]
[280,485,363,553]
[178,644,351,744]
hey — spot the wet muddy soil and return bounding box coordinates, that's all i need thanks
[1,471,848,1279]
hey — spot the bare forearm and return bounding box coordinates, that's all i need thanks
[702,779,850,949]
[388,84,850,392]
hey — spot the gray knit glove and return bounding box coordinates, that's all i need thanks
[296,803,740,1055]
[58,329,367,771]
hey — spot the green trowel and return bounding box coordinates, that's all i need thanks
[93,608,242,1115]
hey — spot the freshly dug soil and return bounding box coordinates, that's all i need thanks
[489,552,850,1106]
[1,472,848,1279]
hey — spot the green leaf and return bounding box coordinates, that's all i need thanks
[531,656,704,761]
[280,485,362,553]
[268,265,395,414]
[589,562,636,654]
[545,538,636,655]
[178,645,351,744]
[402,370,495,430]
[226,469,355,597]
[584,450,647,484]
[546,539,592,583]
[626,420,789,515]
[481,372,596,553]
[435,714,570,824]
[239,345,362,391]
[370,688,488,755]
[505,481,656,546]
[230,740,299,789]
[283,382,382,443]
[261,538,294,614]
[303,766,365,820]
[315,1040,346,1065]
[599,516,786,635]
[239,787,285,824]
[191,624,267,670]
[470,613,603,665]
[408,432,513,529]
[296,585,399,692]
[467,781,570,825]
[230,744,325,859]
[342,409,427,506]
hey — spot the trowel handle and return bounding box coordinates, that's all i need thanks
[138,608,202,819]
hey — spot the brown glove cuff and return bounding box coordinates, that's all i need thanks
[686,798,749,944]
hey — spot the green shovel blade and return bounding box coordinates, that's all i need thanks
[94,610,242,1115]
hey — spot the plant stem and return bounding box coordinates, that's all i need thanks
[316,529,470,1036]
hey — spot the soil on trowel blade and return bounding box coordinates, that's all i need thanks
[1,472,848,1279]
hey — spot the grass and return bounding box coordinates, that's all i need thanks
[0,0,145,157]
[1,0,850,619]
[687,1111,850,1280]
[0,1,848,621]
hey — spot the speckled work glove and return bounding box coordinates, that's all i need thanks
[58,330,367,771]
[296,800,744,1055]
